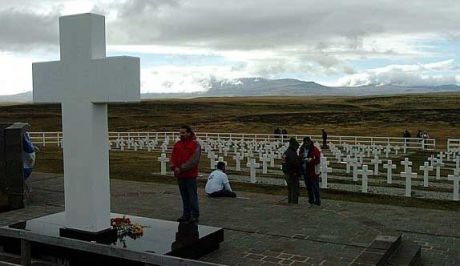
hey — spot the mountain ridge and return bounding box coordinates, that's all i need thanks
[2,78,460,102]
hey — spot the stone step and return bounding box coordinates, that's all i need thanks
[351,233,402,266]
[387,242,422,266]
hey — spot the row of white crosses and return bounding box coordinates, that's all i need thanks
[151,135,460,201]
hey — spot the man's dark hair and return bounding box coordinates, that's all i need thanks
[303,136,311,143]
[180,125,193,133]
[216,162,226,170]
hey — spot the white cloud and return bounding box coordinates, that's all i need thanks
[0,53,35,95]
[336,60,460,87]
[1,1,460,94]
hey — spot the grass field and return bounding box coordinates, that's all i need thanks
[2,93,460,210]
[1,93,459,148]
[32,146,460,211]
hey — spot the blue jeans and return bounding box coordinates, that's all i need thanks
[302,167,320,205]
[177,178,199,219]
[23,168,33,180]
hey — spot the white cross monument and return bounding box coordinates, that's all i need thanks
[33,13,140,233]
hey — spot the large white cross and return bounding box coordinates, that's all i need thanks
[33,14,140,232]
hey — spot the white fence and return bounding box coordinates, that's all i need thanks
[29,131,436,150]
[447,139,460,152]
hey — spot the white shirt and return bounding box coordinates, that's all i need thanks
[205,169,232,194]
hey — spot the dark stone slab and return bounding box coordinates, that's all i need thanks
[352,233,402,266]
[388,242,422,266]
[1,212,224,264]
[0,122,29,211]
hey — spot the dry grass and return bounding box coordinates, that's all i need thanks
[3,93,460,210]
[1,93,459,148]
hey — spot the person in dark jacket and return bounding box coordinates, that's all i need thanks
[170,125,201,224]
[282,137,301,204]
[274,127,281,139]
[299,137,321,206]
[321,129,328,149]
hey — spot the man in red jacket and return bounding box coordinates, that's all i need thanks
[170,125,202,224]
[299,137,321,207]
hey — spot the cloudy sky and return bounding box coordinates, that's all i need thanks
[1,0,460,95]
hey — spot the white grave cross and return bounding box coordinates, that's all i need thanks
[401,167,417,197]
[419,162,433,187]
[370,156,382,176]
[260,154,270,174]
[357,165,373,193]
[320,159,332,189]
[158,153,170,175]
[447,170,460,201]
[383,160,396,184]
[32,14,140,232]
[400,158,413,173]
[247,159,260,183]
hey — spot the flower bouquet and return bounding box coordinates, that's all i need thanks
[111,216,144,240]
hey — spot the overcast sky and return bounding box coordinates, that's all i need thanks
[1,0,460,95]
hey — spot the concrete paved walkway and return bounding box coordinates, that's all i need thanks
[0,172,458,265]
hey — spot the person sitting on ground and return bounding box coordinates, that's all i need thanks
[205,162,237,198]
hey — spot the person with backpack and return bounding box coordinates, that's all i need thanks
[299,137,321,207]
[23,130,37,180]
[282,137,301,204]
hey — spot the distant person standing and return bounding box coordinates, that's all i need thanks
[403,129,411,146]
[281,137,301,204]
[274,127,281,139]
[170,125,202,224]
[422,131,429,149]
[281,128,288,139]
[205,162,236,198]
[321,129,328,149]
[299,137,321,207]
